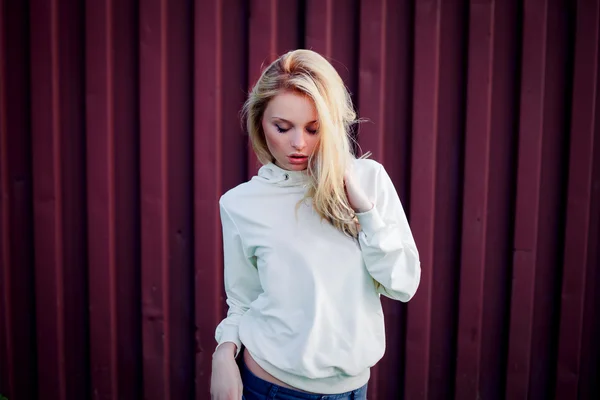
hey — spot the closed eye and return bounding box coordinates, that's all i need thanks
[275,124,290,133]
[275,123,318,134]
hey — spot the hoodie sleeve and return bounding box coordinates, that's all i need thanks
[355,164,421,302]
[214,201,262,357]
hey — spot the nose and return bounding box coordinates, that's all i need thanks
[290,129,306,150]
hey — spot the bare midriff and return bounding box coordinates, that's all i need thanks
[243,348,312,393]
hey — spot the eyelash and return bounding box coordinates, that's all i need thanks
[275,124,318,135]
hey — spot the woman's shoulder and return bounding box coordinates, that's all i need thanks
[219,175,275,217]
[353,157,382,170]
[352,157,384,180]
[220,180,256,209]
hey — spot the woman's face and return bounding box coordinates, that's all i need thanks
[261,91,319,171]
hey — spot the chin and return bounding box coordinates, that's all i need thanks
[286,163,308,171]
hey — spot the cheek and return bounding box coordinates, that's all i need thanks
[263,126,284,153]
[307,135,320,152]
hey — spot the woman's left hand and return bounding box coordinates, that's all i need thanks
[344,168,373,213]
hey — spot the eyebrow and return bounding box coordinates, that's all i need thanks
[272,117,318,124]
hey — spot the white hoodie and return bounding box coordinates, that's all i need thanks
[214,158,421,394]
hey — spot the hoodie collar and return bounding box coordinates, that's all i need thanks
[257,162,310,187]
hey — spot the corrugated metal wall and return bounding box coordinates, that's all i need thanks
[1,0,599,399]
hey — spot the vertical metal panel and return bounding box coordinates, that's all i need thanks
[164,0,195,397]
[0,0,8,392]
[219,1,251,195]
[193,1,223,396]
[138,0,167,396]
[2,1,600,399]
[506,0,549,394]
[108,0,142,395]
[193,0,249,397]
[578,115,600,399]
[476,2,520,397]
[30,0,89,399]
[508,1,573,399]
[455,2,495,398]
[378,3,414,399]
[529,3,572,398]
[407,1,467,399]
[29,1,65,397]
[85,0,141,399]
[195,0,250,393]
[406,2,440,398]
[1,0,38,399]
[456,1,519,399]
[85,4,118,396]
[430,3,466,398]
[139,0,194,398]
[555,1,599,398]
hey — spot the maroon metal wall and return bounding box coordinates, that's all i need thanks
[1,1,599,399]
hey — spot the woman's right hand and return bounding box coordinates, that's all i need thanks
[210,343,243,400]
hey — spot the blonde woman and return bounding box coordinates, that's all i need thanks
[210,49,421,400]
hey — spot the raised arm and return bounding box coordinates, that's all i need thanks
[355,164,421,302]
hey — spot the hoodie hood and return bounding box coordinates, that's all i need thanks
[256,162,310,187]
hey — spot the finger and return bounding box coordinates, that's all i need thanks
[344,171,352,185]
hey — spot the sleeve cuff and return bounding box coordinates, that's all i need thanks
[356,205,386,235]
[215,326,242,358]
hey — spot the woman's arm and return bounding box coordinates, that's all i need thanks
[214,200,262,356]
[210,342,242,400]
[346,163,421,302]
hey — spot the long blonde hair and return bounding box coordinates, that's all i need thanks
[242,49,362,237]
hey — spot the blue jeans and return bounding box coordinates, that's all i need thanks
[240,357,368,400]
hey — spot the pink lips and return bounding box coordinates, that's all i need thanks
[287,154,308,165]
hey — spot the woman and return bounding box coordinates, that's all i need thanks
[210,49,421,400]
